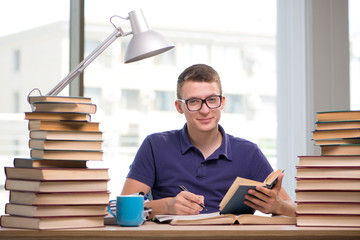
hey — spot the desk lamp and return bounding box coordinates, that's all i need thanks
[29,9,174,99]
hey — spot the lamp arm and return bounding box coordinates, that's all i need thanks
[47,28,126,96]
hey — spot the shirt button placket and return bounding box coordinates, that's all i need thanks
[196,163,206,179]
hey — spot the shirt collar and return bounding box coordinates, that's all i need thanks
[179,123,232,161]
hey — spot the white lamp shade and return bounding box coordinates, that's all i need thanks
[125,30,174,63]
[124,9,174,63]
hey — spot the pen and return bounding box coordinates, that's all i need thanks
[178,185,207,211]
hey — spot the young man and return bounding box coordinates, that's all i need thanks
[121,64,296,218]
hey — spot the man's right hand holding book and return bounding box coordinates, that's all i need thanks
[244,173,297,217]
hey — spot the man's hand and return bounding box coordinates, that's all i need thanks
[243,173,296,216]
[168,191,205,215]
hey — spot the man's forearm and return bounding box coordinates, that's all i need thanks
[145,198,172,219]
[276,199,297,217]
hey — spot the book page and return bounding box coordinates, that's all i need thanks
[154,212,220,223]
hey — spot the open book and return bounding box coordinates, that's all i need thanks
[154,212,295,225]
[219,169,283,214]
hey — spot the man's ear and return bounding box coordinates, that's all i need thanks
[175,100,184,114]
[220,95,226,110]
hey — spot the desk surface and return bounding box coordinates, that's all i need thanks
[0,222,360,240]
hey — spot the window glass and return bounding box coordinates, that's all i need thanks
[84,0,277,196]
[0,0,69,214]
[349,0,360,109]
[121,89,140,110]
[155,91,175,111]
[224,94,243,114]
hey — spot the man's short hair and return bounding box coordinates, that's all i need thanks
[177,64,222,99]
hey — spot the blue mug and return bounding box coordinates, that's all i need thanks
[107,195,144,227]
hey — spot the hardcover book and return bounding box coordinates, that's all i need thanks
[5,203,107,217]
[316,121,360,130]
[0,215,104,230]
[32,102,97,114]
[9,191,110,205]
[296,167,360,179]
[312,129,360,140]
[28,120,100,132]
[320,144,360,156]
[154,212,296,225]
[25,112,91,121]
[297,155,360,167]
[30,149,103,161]
[13,158,87,168]
[5,167,109,181]
[296,214,360,228]
[295,190,360,203]
[28,96,92,104]
[29,139,103,151]
[317,110,360,122]
[5,179,109,192]
[29,130,103,141]
[296,202,360,215]
[219,169,283,214]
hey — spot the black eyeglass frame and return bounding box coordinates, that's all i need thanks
[178,95,222,111]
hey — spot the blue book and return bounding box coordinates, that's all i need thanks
[219,169,283,215]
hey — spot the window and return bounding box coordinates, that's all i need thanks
[120,124,139,147]
[155,91,175,111]
[349,0,360,110]
[224,94,243,114]
[0,0,70,215]
[13,50,20,72]
[154,48,176,65]
[121,89,140,110]
[84,0,277,195]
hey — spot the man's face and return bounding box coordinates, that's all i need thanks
[175,80,225,134]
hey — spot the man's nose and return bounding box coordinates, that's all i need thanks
[199,101,210,113]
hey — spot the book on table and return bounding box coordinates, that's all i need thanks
[295,110,360,228]
[1,96,110,230]
[296,202,360,215]
[297,155,360,167]
[5,203,107,217]
[320,144,360,155]
[296,214,360,228]
[5,179,109,192]
[314,138,360,146]
[0,215,104,230]
[9,191,110,205]
[29,139,103,151]
[30,130,103,141]
[316,110,360,122]
[13,158,87,168]
[315,121,360,130]
[312,128,360,139]
[295,190,360,202]
[153,212,296,225]
[32,102,97,114]
[28,120,100,132]
[295,166,360,179]
[30,149,103,161]
[5,167,109,181]
[219,169,283,215]
[25,111,91,121]
[295,178,360,191]
[28,95,92,104]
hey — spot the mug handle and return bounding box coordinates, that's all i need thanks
[107,199,117,218]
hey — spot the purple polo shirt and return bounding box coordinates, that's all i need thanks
[126,124,273,213]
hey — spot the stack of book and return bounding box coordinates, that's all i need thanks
[295,110,360,227]
[0,96,110,230]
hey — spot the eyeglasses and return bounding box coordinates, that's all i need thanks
[178,95,222,111]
